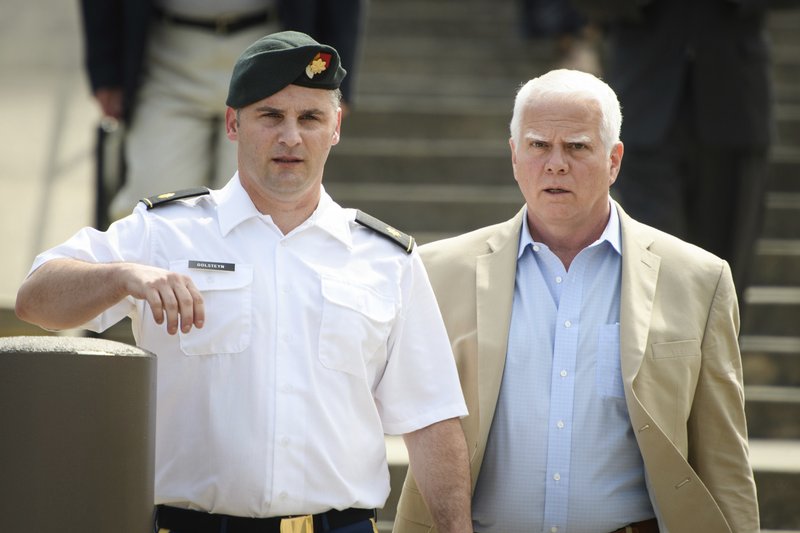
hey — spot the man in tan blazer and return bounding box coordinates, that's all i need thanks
[394,70,758,533]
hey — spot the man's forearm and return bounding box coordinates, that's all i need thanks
[404,418,472,533]
[15,259,128,330]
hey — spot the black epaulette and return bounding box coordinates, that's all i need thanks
[355,210,415,254]
[139,187,210,209]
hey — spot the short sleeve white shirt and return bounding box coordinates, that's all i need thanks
[30,175,467,517]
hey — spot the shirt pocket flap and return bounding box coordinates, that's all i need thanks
[651,339,700,359]
[321,277,394,323]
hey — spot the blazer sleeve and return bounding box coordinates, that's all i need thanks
[686,261,759,532]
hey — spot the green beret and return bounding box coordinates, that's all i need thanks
[226,30,347,108]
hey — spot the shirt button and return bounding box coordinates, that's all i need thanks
[557,420,565,429]
[553,473,561,481]
[560,370,568,377]
[279,491,288,500]
[533,245,540,252]
[551,527,559,533]
[279,383,292,393]
[564,320,572,328]
[280,436,290,447]
[555,276,562,283]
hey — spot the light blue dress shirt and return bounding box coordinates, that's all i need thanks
[472,204,654,533]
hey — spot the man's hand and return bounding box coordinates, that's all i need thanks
[94,87,123,120]
[119,263,205,334]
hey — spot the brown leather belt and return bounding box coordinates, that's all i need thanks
[152,6,272,35]
[609,517,659,533]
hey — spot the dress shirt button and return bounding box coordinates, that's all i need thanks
[557,420,565,429]
[533,245,540,252]
[280,436,290,447]
[551,527,558,533]
[553,473,561,481]
[279,491,288,500]
[560,370,567,377]
[555,276,562,283]
[564,320,572,328]
[279,383,292,393]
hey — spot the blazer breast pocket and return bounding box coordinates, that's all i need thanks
[651,339,700,359]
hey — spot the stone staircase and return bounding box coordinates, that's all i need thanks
[740,7,800,530]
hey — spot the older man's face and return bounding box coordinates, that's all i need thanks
[226,84,341,210]
[510,95,622,241]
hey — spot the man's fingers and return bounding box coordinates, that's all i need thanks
[159,287,181,335]
[187,282,205,329]
[174,281,202,333]
[146,287,165,325]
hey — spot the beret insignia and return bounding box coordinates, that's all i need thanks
[306,52,331,79]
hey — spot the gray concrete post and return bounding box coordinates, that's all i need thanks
[0,336,156,532]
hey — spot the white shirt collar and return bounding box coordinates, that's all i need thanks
[518,198,622,258]
[212,174,353,249]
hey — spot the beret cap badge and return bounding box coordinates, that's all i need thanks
[306,52,331,79]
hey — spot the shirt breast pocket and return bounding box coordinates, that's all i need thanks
[170,261,253,355]
[596,323,624,399]
[319,276,395,378]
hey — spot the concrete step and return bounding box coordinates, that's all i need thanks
[746,386,800,439]
[777,104,800,143]
[751,240,800,285]
[752,193,800,239]
[325,138,509,185]
[743,346,800,389]
[776,82,800,105]
[769,147,800,191]
[342,105,511,141]
[742,286,800,336]
[750,439,800,530]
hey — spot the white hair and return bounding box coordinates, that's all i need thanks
[509,69,622,153]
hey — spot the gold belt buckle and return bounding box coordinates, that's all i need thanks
[280,514,314,533]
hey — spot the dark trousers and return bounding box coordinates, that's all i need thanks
[613,86,769,304]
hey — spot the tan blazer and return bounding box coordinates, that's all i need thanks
[394,203,758,533]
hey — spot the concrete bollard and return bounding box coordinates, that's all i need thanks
[0,336,156,532]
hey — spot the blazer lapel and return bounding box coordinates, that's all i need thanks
[618,203,660,384]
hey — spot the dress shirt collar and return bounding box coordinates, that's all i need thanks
[517,197,622,259]
[212,173,353,249]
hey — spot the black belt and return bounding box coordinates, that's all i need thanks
[156,505,376,533]
[152,6,272,35]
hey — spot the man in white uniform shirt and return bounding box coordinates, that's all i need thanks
[16,32,472,533]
